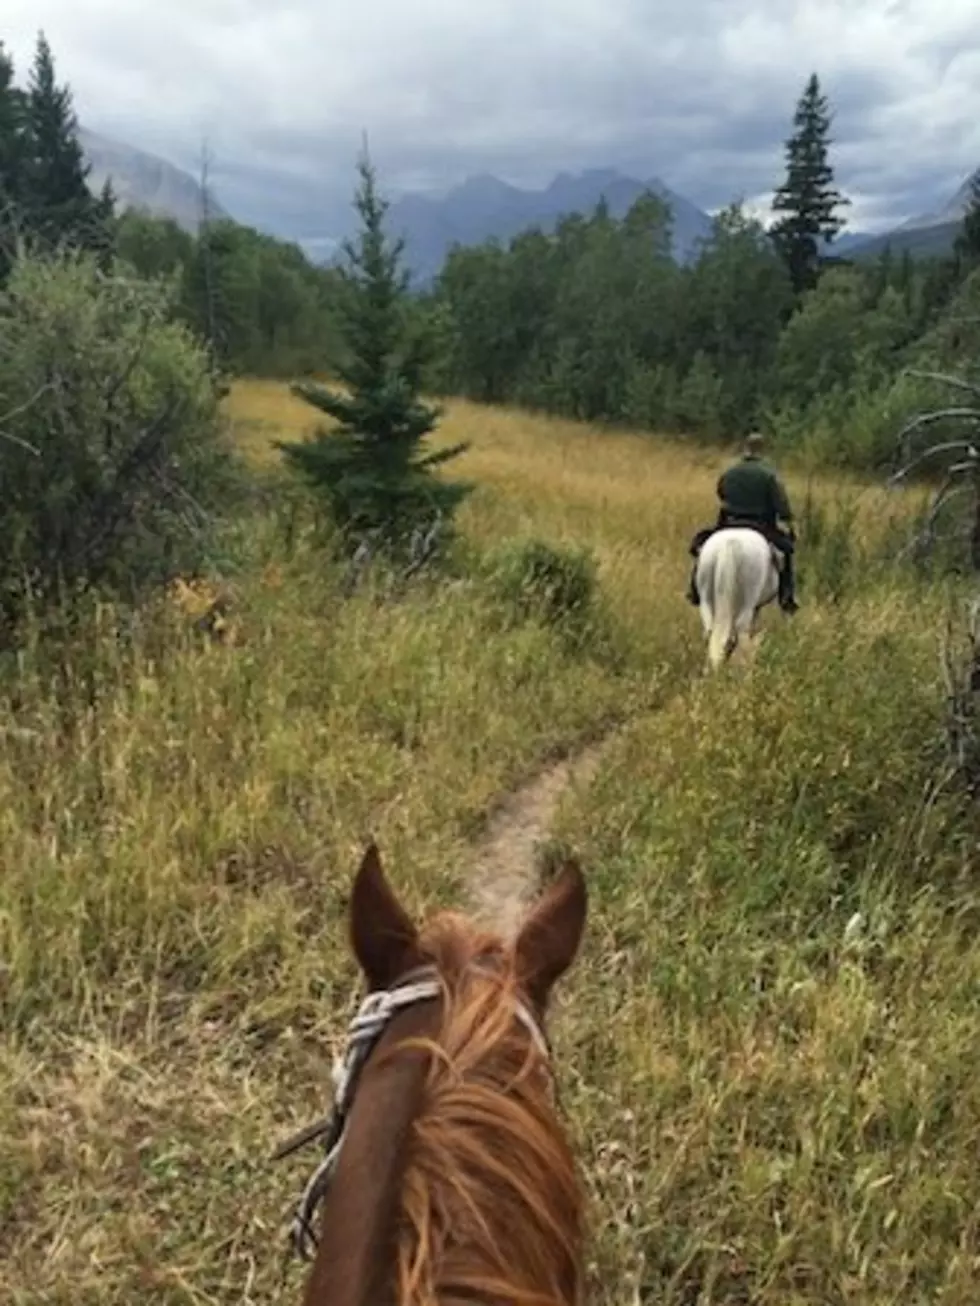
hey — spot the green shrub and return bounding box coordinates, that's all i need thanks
[488,536,598,629]
[765,368,934,475]
[0,249,241,623]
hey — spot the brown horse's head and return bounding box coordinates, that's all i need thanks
[289,842,588,1306]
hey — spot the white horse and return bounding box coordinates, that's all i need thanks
[695,527,781,670]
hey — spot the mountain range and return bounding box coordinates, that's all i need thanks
[378,168,714,281]
[79,129,976,279]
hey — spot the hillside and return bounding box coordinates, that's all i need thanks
[847,217,963,261]
[845,166,977,261]
[899,166,979,233]
[80,127,229,231]
[3,376,978,1304]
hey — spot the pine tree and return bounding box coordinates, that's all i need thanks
[22,31,110,256]
[0,42,27,280]
[89,175,118,270]
[278,149,472,560]
[770,73,849,294]
[953,171,980,268]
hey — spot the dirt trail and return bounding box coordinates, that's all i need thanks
[466,733,617,937]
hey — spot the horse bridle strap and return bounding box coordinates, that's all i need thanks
[273,963,551,1261]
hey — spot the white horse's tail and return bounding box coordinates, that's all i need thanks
[706,537,740,669]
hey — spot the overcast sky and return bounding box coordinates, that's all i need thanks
[4,0,980,240]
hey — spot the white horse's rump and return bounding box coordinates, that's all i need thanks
[696,527,780,670]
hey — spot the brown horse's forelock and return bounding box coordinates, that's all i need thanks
[377,912,584,1306]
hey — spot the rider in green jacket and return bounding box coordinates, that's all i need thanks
[686,431,799,614]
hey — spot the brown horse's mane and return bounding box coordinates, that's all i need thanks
[379,910,584,1306]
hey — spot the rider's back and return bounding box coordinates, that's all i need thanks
[718,458,782,525]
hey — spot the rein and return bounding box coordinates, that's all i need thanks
[272,962,552,1261]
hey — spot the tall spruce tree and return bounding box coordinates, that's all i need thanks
[771,72,849,294]
[278,149,471,560]
[0,42,26,280]
[22,31,109,256]
[953,170,980,269]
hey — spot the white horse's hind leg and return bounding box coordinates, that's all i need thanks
[699,598,717,674]
[696,553,714,645]
[743,556,780,663]
[726,611,754,665]
[743,626,765,665]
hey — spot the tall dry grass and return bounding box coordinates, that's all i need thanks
[1,379,972,1303]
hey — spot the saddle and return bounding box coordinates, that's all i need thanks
[692,518,786,570]
[725,517,789,561]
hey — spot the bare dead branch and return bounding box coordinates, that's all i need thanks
[890,365,980,783]
[939,597,980,794]
[341,533,377,597]
[71,393,187,570]
[0,382,52,433]
[198,139,219,356]
[403,510,444,580]
[895,409,980,450]
[903,368,980,400]
[925,469,964,517]
[340,511,445,598]
[889,438,979,484]
[153,467,213,529]
[0,377,48,456]
[897,483,973,562]
[0,428,41,456]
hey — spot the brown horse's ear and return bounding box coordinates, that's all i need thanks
[514,859,587,1010]
[349,843,423,990]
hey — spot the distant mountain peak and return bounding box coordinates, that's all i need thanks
[833,163,978,261]
[898,165,979,233]
[376,166,714,285]
[456,172,515,194]
[564,166,622,184]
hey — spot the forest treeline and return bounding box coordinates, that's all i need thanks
[112,81,980,470]
[101,182,980,471]
[424,73,980,470]
[4,28,980,486]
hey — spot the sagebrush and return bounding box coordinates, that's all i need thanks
[0,250,240,625]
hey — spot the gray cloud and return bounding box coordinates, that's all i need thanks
[5,0,980,239]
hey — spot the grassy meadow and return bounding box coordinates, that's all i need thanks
[2,378,977,1303]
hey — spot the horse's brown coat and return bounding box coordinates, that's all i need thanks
[301,845,587,1306]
